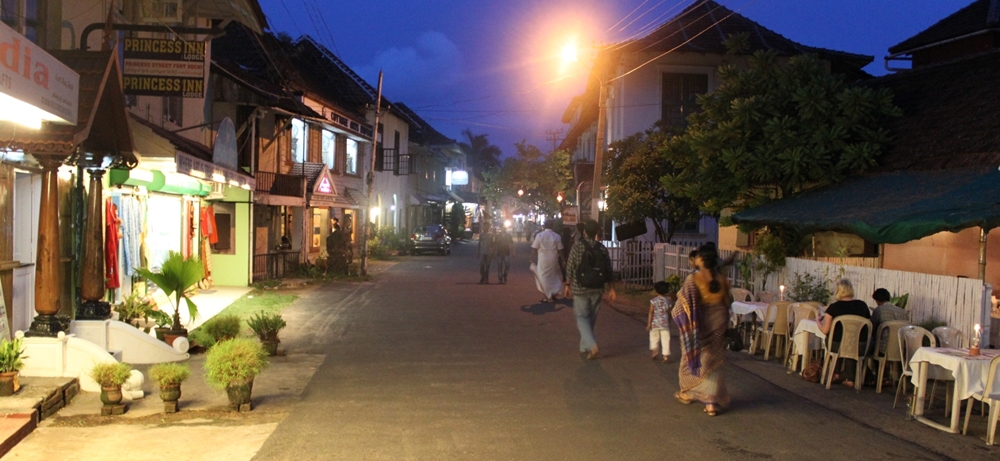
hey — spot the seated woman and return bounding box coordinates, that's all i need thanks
[817,279,871,387]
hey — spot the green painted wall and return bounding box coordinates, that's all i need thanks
[211,202,250,286]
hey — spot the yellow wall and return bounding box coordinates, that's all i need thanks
[884,227,1000,294]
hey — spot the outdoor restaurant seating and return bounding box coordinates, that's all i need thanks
[869,320,911,393]
[731,287,754,303]
[895,325,935,410]
[933,326,966,348]
[785,302,821,372]
[757,291,779,304]
[961,354,1000,445]
[821,315,872,392]
[761,301,792,361]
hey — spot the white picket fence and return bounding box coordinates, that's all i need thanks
[654,244,993,347]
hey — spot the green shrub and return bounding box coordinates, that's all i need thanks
[918,318,947,332]
[0,338,25,373]
[148,363,191,386]
[187,329,216,349]
[116,290,154,326]
[204,338,268,389]
[891,293,909,309]
[788,272,832,304]
[90,362,132,387]
[663,274,683,294]
[202,314,242,341]
[247,312,287,342]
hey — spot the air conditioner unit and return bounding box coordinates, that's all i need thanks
[142,0,183,23]
[207,182,225,199]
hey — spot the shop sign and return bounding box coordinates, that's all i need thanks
[122,38,208,98]
[175,151,255,190]
[0,21,79,125]
[449,170,468,186]
[317,176,333,194]
[561,206,578,225]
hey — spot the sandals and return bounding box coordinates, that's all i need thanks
[704,405,718,417]
[674,392,692,405]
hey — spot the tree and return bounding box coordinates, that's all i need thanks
[448,202,465,240]
[662,51,901,217]
[660,50,900,255]
[484,142,572,218]
[604,126,701,243]
[459,129,502,173]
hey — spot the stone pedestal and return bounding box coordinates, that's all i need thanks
[101,404,126,416]
[163,401,178,413]
[25,315,64,338]
[77,300,111,321]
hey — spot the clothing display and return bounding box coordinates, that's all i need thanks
[104,198,121,289]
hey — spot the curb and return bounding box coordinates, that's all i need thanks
[0,378,79,457]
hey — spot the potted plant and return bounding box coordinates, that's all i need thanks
[137,251,204,346]
[150,309,173,341]
[204,338,268,412]
[116,290,155,331]
[0,338,26,396]
[148,362,190,413]
[89,362,132,414]
[247,312,287,356]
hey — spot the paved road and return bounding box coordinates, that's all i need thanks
[253,240,954,461]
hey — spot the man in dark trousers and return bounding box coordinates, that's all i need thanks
[494,226,514,284]
[477,227,494,284]
[326,223,347,275]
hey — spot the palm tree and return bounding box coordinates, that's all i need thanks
[137,251,204,331]
[459,129,502,172]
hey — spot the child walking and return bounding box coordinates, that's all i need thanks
[647,281,674,362]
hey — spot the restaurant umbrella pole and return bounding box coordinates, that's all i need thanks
[979,227,988,281]
[360,71,383,277]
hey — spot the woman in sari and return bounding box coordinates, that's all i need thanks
[672,242,731,416]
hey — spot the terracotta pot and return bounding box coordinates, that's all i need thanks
[225,379,254,411]
[163,329,188,347]
[261,339,279,356]
[100,385,123,406]
[159,383,181,402]
[0,372,20,396]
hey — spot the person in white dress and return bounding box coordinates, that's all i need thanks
[531,221,564,302]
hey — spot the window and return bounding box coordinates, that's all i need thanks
[163,96,183,125]
[345,138,358,175]
[211,203,236,255]
[322,130,336,170]
[1,0,38,42]
[661,73,708,128]
[674,219,700,234]
[291,119,307,163]
[142,0,182,23]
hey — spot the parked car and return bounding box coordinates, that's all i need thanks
[408,225,452,255]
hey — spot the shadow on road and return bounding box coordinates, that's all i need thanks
[520,302,566,315]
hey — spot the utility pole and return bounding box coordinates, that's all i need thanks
[360,70,383,277]
[590,79,607,222]
[545,129,563,152]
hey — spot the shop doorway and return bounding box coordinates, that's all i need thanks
[12,171,40,334]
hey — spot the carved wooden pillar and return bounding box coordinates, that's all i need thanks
[27,158,65,336]
[78,168,110,319]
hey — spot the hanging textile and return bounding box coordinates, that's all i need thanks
[105,197,122,289]
[119,194,143,277]
[200,235,214,289]
[201,205,219,245]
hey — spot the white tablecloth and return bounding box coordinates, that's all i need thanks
[731,301,769,318]
[792,319,826,355]
[909,347,1000,400]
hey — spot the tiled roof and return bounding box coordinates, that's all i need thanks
[889,0,1000,54]
[130,113,213,161]
[620,1,872,72]
[395,103,456,146]
[867,50,1000,171]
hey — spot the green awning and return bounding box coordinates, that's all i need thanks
[731,169,1000,244]
[110,168,210,196]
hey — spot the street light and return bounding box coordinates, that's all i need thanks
[556,192,564,203]
[517,188,524,197]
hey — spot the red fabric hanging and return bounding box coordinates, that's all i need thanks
[105,198,121,289]
[201,205,219,245]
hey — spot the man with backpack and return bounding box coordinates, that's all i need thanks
[564,219,616,359]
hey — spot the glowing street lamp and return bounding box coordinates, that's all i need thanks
[517,188,524,197]
[556,192,564,203]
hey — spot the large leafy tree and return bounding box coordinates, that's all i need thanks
[459,129,502,173]
[605,126,701,243]
[483,142,572,217]
[662,50,901,217]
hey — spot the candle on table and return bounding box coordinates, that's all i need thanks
[779,285,786,301]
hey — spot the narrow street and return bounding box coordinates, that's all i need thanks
[251,240,953,460]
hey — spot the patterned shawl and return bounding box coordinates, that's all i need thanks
[672,274,703,377]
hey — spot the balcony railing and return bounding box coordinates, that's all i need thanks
[255,171,306,197]
[252,251,302,282]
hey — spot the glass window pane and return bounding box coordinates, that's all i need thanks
[346,138,358,175]
[291,119,306,163]
[322,130,336,169]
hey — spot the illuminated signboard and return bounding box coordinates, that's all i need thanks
[451,170,469,185]
[0,21,79,128]
[317,176,333,194]
[122,38,208,98]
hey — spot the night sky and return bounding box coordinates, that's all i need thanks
[256,0,971,156]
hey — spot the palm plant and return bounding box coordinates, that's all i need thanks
[137,251,204,331]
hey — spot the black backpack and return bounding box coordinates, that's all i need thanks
[576,239,611,289]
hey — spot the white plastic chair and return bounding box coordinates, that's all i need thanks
[731,287,754,303]
[761,301,792,361]
[895,325,935,411]
[962,354,1000,445]
[869,320,910,393]
[932,326,965,349]
[785,302,820,372]
[757,291,779,304]
[821,315,872,392]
